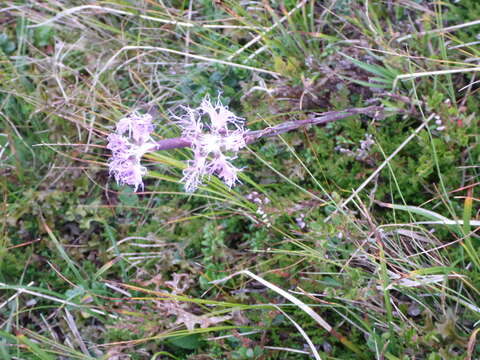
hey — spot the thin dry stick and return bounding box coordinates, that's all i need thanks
[245,105,383,142]
[324,114,434,222]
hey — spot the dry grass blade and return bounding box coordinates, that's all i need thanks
[385,273,464,290]
[215,270,365,357]
[263,346,310,355]
[397,19,480,42]
[467,328,480,360]
[0,282,117,319]
[393,67,480,90]
[27,5,265,30]
[64,308,89,355]
[0,281,34,311]
[272,304,322,360]
[94,46,280,87]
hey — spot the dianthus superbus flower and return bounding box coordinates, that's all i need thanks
[207,154,240,188]
[199,96,244,131]
[182,152,208,193]
[107,112,156,192]
[107,97,248,192]
[176,95,247,192]
[116,112,154,143]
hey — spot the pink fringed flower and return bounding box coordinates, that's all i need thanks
[107,112,156,192]
[107,97,247,193]
[222,130,246,152]
[199,96,244,131]
[176,95,247,192]
[207,154,240,188]
[182,151,208,193]
[116,112,155,143]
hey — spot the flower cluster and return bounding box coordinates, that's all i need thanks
[177,96,247,192]
[107,112,156,191]
[106,97,247,193]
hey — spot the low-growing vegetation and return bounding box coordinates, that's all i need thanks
[1,1,479,359]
